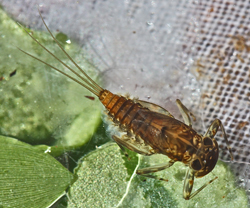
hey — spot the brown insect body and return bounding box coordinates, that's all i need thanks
[100,89,219,179]
[18,11,233,200]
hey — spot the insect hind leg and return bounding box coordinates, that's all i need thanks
[112,135,155,156]
[116,142,129,158]
[136,100,174,118]
[136,160,175,182]
[204,119,234,160]
[176,99,196,127]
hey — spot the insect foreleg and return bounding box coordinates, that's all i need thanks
[136,160,175,182]
[204,119,234,160]
[183,169,218,200]
[176,99,196,127]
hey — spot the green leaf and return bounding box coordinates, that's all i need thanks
[59,103,102,148]
[0,135,74,208]
[68,143,130,208]
[68,143,248,208]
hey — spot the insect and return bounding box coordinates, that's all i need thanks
[17,10,233,200]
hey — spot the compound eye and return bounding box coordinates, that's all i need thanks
[191,159,202,171]
[203,137,213,146]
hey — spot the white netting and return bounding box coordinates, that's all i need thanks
[184,0,250,195]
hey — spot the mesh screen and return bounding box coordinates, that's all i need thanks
[1,0,250,204]
[181,0,250,198]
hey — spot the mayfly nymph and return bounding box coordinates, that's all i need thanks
[17,10,233,200]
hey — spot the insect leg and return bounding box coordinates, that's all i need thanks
[136,160,175,182]
[136,100,174,118]
[116,143,129,158]
[176,99,196,126]
[183,168,218,200]
[204,119,234,160]
[112,135,153,156]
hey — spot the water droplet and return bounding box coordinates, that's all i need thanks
[147,21,154,26]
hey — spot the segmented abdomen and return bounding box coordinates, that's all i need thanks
[99,90,145,129]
